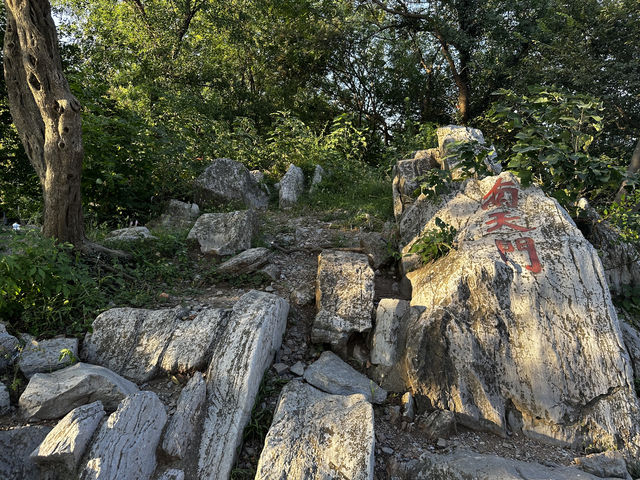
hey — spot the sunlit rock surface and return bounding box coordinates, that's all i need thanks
[195,158,269,209]
[187,210,256,255]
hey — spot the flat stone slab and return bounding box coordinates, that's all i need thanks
[371,299,409,367]
[31,401,105,473]
[161,372,206,459]
[0,426,52,480]
[312,250,374,353]
[187,210,255,256]
[216,247,272,275]
[198,290,289,480]
[255,381,374,480]
[17,335,78,378]
[398,449,623,480]
[19,362,138,420]
[304,351,387,404]
[80,392,167,480]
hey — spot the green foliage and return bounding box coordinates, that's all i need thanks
[408,217,458,264]
[614,284,640,325]
[602,190,640,244]
[484,87,625,207]
[0,231,104,337]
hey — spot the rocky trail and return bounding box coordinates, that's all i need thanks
[2,126,640,480]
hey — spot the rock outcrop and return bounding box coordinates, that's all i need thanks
[104,226,156,244]
[0,426,52,480]
[187,210,255,255]
[255,380,375,480]
[279,164,305,209]
[17,335,78,378]
[19,362,138,420]
[195,158,269,209]
[0,323,19,372]
[198,290,289,480]
[394,170,640,454]
[392,149,439,220]
[311,250,375,354]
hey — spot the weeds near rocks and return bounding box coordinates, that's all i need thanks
[409,217,458,264]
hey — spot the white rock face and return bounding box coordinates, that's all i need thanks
[187,210,255,255]
[158,470,185,480]
[30,401,105,473]
[0,323,19,372]
[19,362,138,420]
[82,307,228,383]
[198,290,289,480]
[392,150,439,220]
[216,247,272,274]
[399,172,640,454]
[304,351,387,404]
[151,199,200,229]
[195,158,269,209]
[17,335,78,379]
[309,164,325,193]
[371,299,410,367]
[621,321,640,380]
[255,381,375,480]
[396,449,616,480]
[0,382,9,415]
[80,392,167,480]
[161,372,206,459]
[311,250,375,353]
[104,226,156,244]
[437,125,485,158]
[279,164,305,209]
[159,308,230,374]
[82,308,180,383]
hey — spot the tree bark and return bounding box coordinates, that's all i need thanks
[3,0,84,245]
[615,136,640,204]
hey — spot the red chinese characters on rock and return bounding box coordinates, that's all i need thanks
[483,178,542,274]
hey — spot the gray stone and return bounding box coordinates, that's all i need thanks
[290,361,305,376]
[394,449,619,480]
[159,308,230,375]
[359,232,392,269]
[402,392,415,421]
[82,307,180,383]
[279,164,305,209]
[0,426,52,480]
[392,150,439,220]
[80,391,167,480]
[0,323,19,372]
[195,158,269,209]
[371,299,409,367]
[304,351,387,404]
[216,247,271,274]
[187,210,255,255]
[254,381,374,480]
[31,401,105,473]
[400,172,640,453]
[312,250,375,354]
[417,409,456,441]
[151,200,200,229]
[104,226,156,244]
[162,372,206,459]
[17,335,78,379]
[158,470,185,480]
[575,451,630,479]
[0,382,9,415]
[309,164,326,193]
[290,285,314,306]
[621,321,640,380]
[272,362,289,375]
[437,125,486,159]
[198,290,289,480]
[19,362,138,420]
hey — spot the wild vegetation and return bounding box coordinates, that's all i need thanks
[1,0,639,335]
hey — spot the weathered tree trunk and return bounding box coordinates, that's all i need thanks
[3,0,84,245]
[615,137,640,206]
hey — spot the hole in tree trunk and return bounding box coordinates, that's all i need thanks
[28,73,41,90]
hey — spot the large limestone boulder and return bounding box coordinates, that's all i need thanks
[19,362,138,420]
[80,392,167,480]
[17,335,78,378]
[150,199,200,229]
[195,158,269,209]
[198,290,289,480]
[311,250,375,354]
[395,171,640,454]
[30,401,105,475]
[187,210,255,255]
[255,381,375,480]
[279,164,305,209]
[0,426,52,480]
[392,149,439,220]
[82,307,229,383]
[104,226,156,244]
